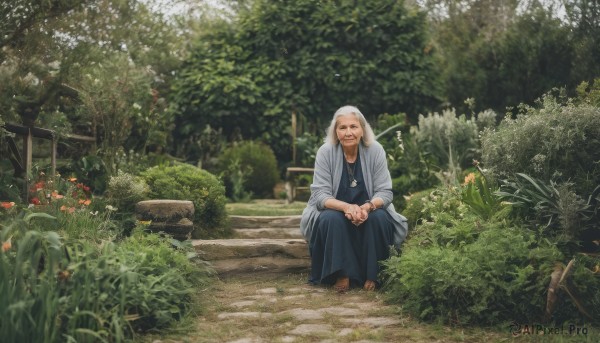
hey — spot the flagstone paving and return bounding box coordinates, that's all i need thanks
[146,215,517,343]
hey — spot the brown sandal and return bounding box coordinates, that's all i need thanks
[334,276,350,293]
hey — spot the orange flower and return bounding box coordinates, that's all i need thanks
[1,202,15,209]
[76,199,91,206]
[67,207,75,214]
[60,205,68,211]
[51,191,64,199]
[2,239,11,252]
[68,177,77,183]
[463,173,476,186]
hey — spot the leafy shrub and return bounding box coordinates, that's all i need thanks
[59,155,109,195]
[383,221,563,325]
[107,171,150,213]
[481,94,600,197]
[295,131,322,168]
[382,184,598,325]
[414,108,479,171]
[401,188,434,229]
[1,210,210,342]
[140,163,229,238]
[497,173,600,256]
[56,230,204,340]
[217,141,280,198]
[460,170,502,221]
[226,158,253,202]
[387,127,439,211]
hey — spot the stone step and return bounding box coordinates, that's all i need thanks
[229,215,301,229]
[233,227,303,239]
[192,238,310,277]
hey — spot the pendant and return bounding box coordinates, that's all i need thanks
[350,179,358,188]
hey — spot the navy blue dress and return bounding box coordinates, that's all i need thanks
[308,152,395,288]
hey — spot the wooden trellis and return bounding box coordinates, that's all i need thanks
[2,123,95,201]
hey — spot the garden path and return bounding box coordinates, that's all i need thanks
[147,214,505,343]
[150,214,427,342]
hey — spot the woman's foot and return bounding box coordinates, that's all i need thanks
[363,280,376,291]
[334,276,350,293]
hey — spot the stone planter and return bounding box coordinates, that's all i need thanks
[135,200,194,240]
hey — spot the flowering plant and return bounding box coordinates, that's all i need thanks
[28,173,92,213]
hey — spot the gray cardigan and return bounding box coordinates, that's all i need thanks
[300,141,408,246]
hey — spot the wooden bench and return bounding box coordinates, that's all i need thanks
[285,167,314,204]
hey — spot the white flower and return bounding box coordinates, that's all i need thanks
[105,205,118,211]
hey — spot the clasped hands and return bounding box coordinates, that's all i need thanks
[344,204,370,226]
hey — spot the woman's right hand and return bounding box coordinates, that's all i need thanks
[344,204,368,226]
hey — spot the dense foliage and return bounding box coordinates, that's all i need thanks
[421,0,600,114]
[0,204,209,342]
[140,163,229,238]
[171,0,441,162]
[383,183,600,325]
[482,94,600,197]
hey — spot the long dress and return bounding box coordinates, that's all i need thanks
[308,152,395,288]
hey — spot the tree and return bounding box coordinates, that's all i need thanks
[171,0,442,163]
[563,0,600,86]
[0,0,185,166]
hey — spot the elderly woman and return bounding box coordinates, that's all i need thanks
[300,105,408,292]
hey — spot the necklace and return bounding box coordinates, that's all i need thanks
[345,157,358,188]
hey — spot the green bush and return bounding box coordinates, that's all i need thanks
[384,226,562,325]
[217,141,280,198]
[414,108,479,171]
[401,188,434,229]
[106,171,150,213]
[1,210,210,342]
[387,128,439,211]
[140,163,229,238]
[481,94,600,197]
[382,184,599,326]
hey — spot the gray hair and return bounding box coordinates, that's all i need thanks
[325,105,375,146]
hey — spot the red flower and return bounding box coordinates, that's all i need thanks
[83,185,91,192]
[30,197,40,205]
[34,181,45,191]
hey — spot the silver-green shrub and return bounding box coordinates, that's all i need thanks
[413,108,479,171]
[481,95,600,196]
[107,171,150,213]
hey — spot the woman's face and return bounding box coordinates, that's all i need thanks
[336,114,363,150]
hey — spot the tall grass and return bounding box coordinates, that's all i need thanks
[1,208,211,342]
[0,212,62,343]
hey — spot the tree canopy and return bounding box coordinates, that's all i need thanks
[171,0,442,162]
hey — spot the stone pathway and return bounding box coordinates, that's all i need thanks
[184,215,416,342]
[148,214,507,343]
[188,273,419,343]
